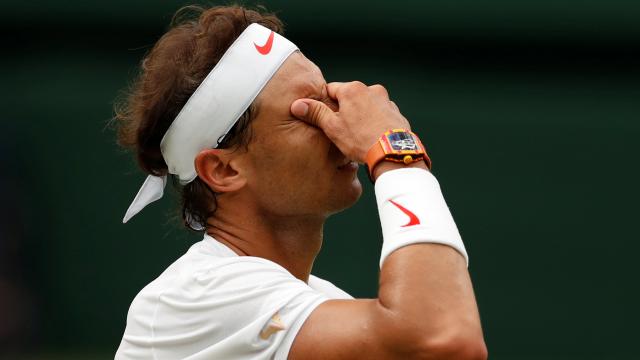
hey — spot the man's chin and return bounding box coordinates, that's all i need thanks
[326,177,363,216]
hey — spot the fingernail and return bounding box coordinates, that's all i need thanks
[291,100,309,117]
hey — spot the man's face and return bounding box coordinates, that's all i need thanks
[239,52,362,217]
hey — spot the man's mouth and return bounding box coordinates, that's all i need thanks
[337,158,358,170]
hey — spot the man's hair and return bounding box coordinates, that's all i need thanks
[114,5,284,230]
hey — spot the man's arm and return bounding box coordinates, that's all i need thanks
[291,244,484,359]
[288,83,487,359]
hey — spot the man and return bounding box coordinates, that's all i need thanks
[115,5,486,359]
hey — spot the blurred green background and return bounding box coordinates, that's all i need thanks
[1,0,639,359]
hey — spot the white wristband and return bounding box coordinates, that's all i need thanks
[375,167,468,268]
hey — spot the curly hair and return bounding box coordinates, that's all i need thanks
[114,5,284,230]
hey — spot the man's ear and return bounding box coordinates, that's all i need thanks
[194,149,247,193]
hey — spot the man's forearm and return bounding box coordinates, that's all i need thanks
[377,244,486,358]
[373,165,486,359]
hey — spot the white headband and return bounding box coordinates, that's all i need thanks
[123,23,298,225]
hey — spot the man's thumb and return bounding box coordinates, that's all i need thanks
[290,99,335,129]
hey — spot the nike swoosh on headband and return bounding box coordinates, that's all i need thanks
[254,31,275,55]
[389,199,421,227]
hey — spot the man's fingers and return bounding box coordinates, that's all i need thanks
[291,99,337,130]
[369,84,389,99]
[326,82,346,100]
[327,81,371,101]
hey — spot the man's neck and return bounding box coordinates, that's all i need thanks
[205,199,324,283]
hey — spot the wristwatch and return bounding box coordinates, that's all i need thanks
[365,129,431,181]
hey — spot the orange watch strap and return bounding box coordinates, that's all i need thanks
[365,140,386,175]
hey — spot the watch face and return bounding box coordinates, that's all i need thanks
[388,131,418,151]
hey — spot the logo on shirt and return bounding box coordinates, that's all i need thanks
[254,31,275,55]
[260,312,286,340]
[389,199,420,227]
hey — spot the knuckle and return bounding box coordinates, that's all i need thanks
[342,81,367,96]
[350,81,367,91]
[370,84,389,97]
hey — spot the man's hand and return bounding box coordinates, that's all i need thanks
[291,81,410,163]
[287,81,487,360]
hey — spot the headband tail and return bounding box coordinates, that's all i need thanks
[122,175,167,223]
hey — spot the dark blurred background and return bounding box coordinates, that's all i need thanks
[1,0,639,359]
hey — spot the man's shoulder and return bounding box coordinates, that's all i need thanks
[124,240,320,331]
[136,241,305,300]
[118,240,331,360]
[308,275,353,299]
[132,239,353,304]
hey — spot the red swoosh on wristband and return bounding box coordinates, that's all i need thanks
[254,31,275,55]
[389,200,421,227]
